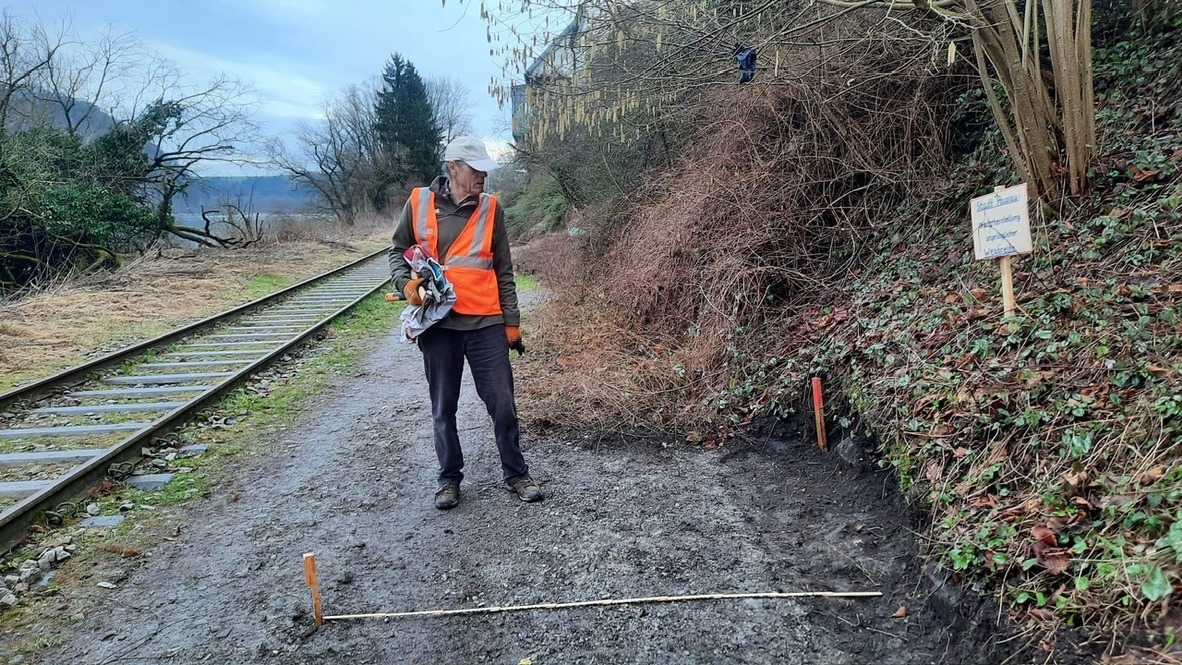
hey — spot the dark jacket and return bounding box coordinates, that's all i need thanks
[389,176,520,330]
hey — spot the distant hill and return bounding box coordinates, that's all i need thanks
[174,176,319,214]
[6,88,116,140]
[2,89,319,216]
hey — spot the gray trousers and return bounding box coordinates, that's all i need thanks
[417,324,529,485]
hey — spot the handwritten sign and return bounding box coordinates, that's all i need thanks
[970,184,1031,261]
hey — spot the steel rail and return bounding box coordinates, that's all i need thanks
[0,248,396,552]
[0,246,389,411]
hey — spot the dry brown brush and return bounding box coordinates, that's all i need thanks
[515,25,967,434]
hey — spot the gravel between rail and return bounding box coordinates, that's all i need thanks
[43,319,1010,664]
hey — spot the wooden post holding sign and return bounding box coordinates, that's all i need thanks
[970,184,1032,317]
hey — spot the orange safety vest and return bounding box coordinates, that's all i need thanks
[409,187,502,316]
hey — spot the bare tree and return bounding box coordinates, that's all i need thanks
[0,13,263,246]
[425,74,474,143]
[199,196,265,248]
[134,75,261,245]
[270,83,385,225]
[30,26,144,138]
[0,10,64,131]
[488,0,1098,201]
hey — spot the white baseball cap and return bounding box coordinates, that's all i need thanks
[443,136,499,173]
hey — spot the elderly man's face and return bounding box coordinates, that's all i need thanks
[448,160,486,200]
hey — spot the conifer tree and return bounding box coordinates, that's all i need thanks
[374,54,442,201]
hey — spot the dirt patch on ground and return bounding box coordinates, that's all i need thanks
[0,252,1033,663]
[32,328,1013,665]
[0,232,390,391]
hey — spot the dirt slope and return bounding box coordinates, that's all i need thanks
[41,329,1006,665]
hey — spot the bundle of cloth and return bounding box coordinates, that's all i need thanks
[399,243,456,340]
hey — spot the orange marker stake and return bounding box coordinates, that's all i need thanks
[811,377,827,451]
[304,552,323,627]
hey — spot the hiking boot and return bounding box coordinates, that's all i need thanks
[508,475,543,503]
[434,482,460,510]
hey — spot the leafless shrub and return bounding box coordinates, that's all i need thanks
[516,22,966,431]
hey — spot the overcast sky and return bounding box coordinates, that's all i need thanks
[8,0,521,173]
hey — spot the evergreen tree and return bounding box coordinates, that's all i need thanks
[373,54,442,203]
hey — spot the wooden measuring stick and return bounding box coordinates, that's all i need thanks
[811,377,827,451]
[995,185,1017,317]
[303,552,323,627]
[321,590,883,622]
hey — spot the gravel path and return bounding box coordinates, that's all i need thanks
[46,328,1006,665]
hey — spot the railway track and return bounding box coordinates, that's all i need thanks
[0,248,394,552]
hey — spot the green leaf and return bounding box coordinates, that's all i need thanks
[1142,565,1172,601]
[1157,522,1182,563]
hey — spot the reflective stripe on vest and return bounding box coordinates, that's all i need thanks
[413,187,432,244]
[409,188,501,316]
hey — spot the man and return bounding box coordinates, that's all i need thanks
[389,136,543,510]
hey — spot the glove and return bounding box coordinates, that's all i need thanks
[506,325,525,355]
[403,278,424,306]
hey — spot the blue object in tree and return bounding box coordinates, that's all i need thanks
[734,43,756,83]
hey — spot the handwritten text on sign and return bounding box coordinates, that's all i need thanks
[970,184,1032,260]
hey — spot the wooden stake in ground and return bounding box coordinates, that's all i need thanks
[999,254,1016,317]
[995,185,1017,317]
[969,183,1032,318]
[303,552,323,627]
[812,377,827,451]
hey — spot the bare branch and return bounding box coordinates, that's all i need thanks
[268,82,384,224]
[425,74,474,143]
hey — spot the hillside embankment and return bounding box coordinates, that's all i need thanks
[511,14,1182,660]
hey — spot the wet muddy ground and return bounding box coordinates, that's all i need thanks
[44,330,1010,664]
